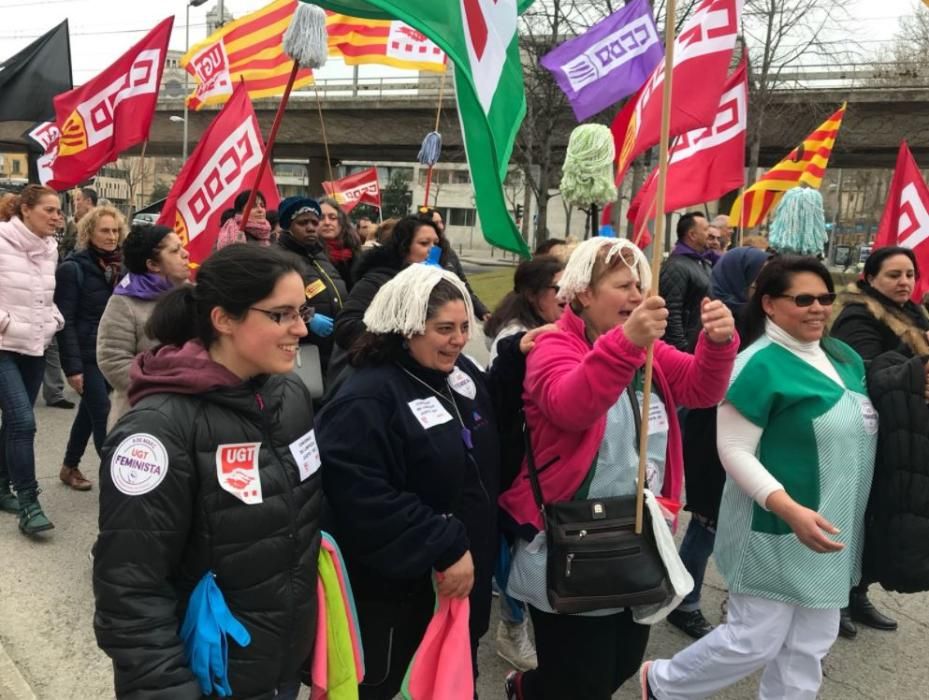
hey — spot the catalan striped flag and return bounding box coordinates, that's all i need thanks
[182,0,313,109]
[729,103,846,228]
[325,12,447,72]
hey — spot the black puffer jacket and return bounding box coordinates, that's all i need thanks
[441,246,489,319]
[658,248,711,351]
[276,232,348,370]
[55,248,117,376]
[94,342,322,699]
[334,244,406,353]
[865,351,929,593]
[316,352,500,651]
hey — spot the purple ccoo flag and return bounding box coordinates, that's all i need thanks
[540,0,663,122]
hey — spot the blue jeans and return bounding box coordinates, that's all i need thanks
[0,351,46,493]
[63,362,110,469]
[677,515,717,612]
[495,534,526,624]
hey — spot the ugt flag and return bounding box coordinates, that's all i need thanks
[306,0,533,256]
[46,17,173,190]
[540,0,662,122]
[873,141,929,302]
[157,82,281,266]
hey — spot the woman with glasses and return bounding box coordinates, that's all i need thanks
[643,256,877,700]
[55,205,127,492]
[94,245,321,700]
[830,246,929,638]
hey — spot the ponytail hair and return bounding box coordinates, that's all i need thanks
[146,245,302,348]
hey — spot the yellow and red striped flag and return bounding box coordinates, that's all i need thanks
[729,103,846,228]
[325,12,447,72]
[182,0,314,109]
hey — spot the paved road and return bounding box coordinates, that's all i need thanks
[1,336,926,699]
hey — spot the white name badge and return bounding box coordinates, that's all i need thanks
[289,429,322,482]
[408,397,454,430]
[637,391,669,435]
[856,394,879,435]
[449,367,477,400]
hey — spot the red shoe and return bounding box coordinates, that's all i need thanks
[505,671,524,700]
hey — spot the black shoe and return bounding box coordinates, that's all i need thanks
[850,590,898,631]
[46,398,75,409]
[839,607,857,639]
[666,608,714,639]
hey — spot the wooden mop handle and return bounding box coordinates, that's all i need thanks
[240,61,301,226]
[635,0,677,535]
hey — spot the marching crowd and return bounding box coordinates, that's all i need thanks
[1,183,927,699]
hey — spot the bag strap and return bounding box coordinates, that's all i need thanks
[627,373,650,494]
[522,415,547,511]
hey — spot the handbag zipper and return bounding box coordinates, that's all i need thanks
[565,547,643,577]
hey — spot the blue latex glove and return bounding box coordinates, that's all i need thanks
[180,572,251,698]
[309,313,334,338]
[423,246,443,267]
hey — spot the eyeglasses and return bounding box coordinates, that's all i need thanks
[250,306,314,325]
[776,293,836,307]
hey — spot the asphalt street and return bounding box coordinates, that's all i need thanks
[0,330,926,699]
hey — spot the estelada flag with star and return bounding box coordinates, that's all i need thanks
[43,17,173,190]
[873,140,929,302]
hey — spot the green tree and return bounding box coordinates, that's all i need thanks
[381,170,413,219]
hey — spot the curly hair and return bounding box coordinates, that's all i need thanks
[76,205,128,250]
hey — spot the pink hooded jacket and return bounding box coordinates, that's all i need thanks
[0,217,64,357]
[499,305,738,533]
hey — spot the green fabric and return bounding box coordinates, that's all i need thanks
[319,550,359,700]
[304,0,531,256]
[714,336,876,608]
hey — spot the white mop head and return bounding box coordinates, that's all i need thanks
[557,236,652,304]
[364,264,475,337]
[283,3,328,69]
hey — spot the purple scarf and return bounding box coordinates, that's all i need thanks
[114,272,174,301]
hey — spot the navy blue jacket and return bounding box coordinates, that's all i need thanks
[54,249,117,377]
[316,352,501,640]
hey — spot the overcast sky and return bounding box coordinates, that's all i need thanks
[0,0,923,84]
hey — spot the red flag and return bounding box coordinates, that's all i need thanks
[628,58,747,239]
[156,82,281,266]
[611,0,741,184]
[44,17,174,190]
[322,167,381,213]
[873,141,929,301]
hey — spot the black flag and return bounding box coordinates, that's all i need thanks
[0,20,72,123]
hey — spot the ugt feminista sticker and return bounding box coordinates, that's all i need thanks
[110,433,169,496]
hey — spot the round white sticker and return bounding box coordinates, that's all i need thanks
[449,367,477,400]
[110,433,169,496]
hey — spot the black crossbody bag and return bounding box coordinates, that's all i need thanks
[524,385,670,614]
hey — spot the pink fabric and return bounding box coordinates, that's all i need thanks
[0,217,64,356]
[499,305,738,532]
[311,577,329,699]
[402,595,473,700]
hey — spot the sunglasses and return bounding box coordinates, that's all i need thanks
[776,293,836,307]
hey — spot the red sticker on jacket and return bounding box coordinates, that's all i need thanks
[216,442,263,505]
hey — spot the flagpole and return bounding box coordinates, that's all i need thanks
[314,86,336,186]
[635,0,677,535]
[133,139,148,218]
[423,69,448,208]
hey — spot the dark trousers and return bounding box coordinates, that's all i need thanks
[677,515,717,611]
[0,351,45,492]
[63,362,110,469]
[42,338,66,403]
[520,606,650,700]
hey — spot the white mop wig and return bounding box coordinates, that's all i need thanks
[363,264,475,337]
[557,237,652,305]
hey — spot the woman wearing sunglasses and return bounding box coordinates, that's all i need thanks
[643,256,877,700]
[830,246,929,637]
[94,245,322,700]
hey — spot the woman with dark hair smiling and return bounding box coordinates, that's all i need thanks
[94,245,321,700]
[830,245,929,638]
[643,256,876,700]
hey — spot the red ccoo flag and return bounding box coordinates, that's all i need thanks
[611,0,741,184]
[873,140,929,301]
[156,82,281,266]
[628,58,748,244]
[44,17,174,190]
[322,167,381,213]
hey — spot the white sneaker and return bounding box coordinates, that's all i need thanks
[496,619,538,671]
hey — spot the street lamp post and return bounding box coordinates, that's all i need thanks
[183,0,210,162]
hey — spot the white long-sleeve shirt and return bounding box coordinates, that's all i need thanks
[717,320,843,510]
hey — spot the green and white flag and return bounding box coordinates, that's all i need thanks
[305,0,533,256]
